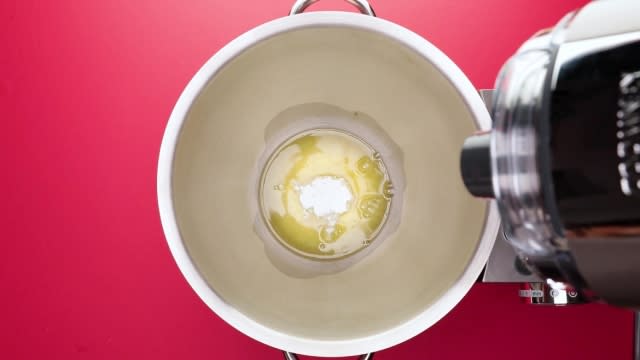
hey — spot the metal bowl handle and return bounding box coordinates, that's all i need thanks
[284,352,374,359]
[289,0,376,16]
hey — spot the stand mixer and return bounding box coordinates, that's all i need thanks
[460,0,640,358]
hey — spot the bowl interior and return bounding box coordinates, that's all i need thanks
[170,25,486,341]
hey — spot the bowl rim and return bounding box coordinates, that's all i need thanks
[157,11,498,357]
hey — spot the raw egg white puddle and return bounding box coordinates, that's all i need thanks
[251,102,405,277]
[259,128,392,260]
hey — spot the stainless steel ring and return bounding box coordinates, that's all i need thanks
[284,352,374,360]
[289,0,376,16]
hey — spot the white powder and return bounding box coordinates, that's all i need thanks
[296,176,353,226]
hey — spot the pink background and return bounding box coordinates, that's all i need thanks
[1,0,634,359]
